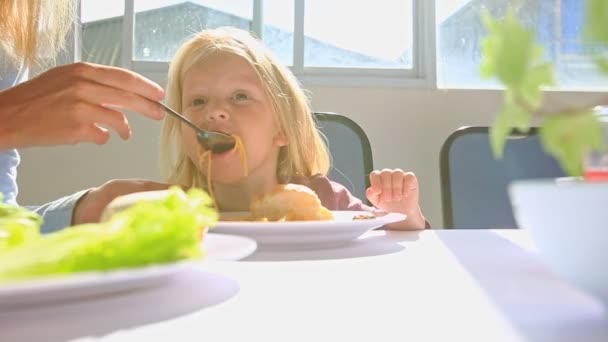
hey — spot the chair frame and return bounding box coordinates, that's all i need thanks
[313,111,374,193]
[440,126,540,228]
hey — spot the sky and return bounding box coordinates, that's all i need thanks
[81,0,472,60]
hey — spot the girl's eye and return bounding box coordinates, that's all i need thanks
[192,98,207,106]
[233,93,250,101]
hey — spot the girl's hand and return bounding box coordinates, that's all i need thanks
[0,62,165,149]
[366,169,426,230]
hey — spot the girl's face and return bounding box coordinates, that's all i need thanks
[180,52,286,184]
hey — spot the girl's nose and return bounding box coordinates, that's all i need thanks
[205,106,230,122]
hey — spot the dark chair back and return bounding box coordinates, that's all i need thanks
[314,112,373,203]
[440,126,565,228]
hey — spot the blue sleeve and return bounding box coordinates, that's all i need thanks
[25,189,92,234]
[0,149,20,205]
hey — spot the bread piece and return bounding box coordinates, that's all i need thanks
[250,184,334,221]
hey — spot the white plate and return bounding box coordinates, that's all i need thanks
[204,233,257,261]
[213,211,407,249]
[0,233,255,308]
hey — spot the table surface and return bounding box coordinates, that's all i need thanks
[1,229,606,342]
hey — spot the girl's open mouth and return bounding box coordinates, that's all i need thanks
[211,146,236,157]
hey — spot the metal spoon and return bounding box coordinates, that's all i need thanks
[158,101,236,153]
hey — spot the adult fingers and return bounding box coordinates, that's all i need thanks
[65,63,165,102]
[72,79,164,120]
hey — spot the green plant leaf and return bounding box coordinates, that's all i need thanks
[539,110,605,176]
[481,10,554,160]
[490,101,531,158]
[480,9,536,88]
[519,63,555,109]
[586,0,608,44]
[595,56,608,75]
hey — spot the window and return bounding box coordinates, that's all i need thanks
[304,0,413,69]
[80,1,606,89]
[132,0,296,67]
[79,0,426,86]
[133,0,253,62]
[436,0,608,89]
[262,0,294,66]
[80,0,124,66]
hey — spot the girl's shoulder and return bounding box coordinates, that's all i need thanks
[290,174,345,194]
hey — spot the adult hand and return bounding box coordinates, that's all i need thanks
[0,62,165,149]
[72,179,174,225]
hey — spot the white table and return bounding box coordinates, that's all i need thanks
[1,230,607,342]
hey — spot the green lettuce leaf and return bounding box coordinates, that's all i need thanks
[0,187,217,282]
[0,194,43,251]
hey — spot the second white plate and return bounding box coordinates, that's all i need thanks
[213,211,406,249]
[0,233,255,308]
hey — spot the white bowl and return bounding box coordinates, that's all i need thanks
[509,179,608,303]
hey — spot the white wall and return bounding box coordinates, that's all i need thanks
[16,82,606,227]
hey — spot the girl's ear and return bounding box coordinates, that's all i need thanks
[274,132,288,146]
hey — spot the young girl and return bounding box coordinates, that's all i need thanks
[159,27,428,230]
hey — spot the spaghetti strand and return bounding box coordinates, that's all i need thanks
[196,135,248,212]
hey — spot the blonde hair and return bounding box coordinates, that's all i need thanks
[0,0,75,67]
[160,27,330,188]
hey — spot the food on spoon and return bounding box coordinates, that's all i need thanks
[198,134,248,211]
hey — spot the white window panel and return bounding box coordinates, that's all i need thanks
[80,0,125,66]
[436,0,608,90]
[296,0,433,86]
[262,0,295,67]
[304,0,413,70]
[133,0,254,62]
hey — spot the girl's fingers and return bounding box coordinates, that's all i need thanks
[403,172,419,197]
[391,170,405,201]
[380,169,393,202]
[368,171,384,203]
[366,186,380,205]
[369,170,382,192]
[369,169,419,204]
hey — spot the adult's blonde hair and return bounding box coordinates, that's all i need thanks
[160,27,330,188]
[0,0,75,67]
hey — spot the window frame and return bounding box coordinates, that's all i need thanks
[78,0,435,88]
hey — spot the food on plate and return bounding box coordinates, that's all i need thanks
[0,194,42,252]
[352,213,376,220]
[248,183,334,221]
[194,134,333,222]
[0,187,217,282]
